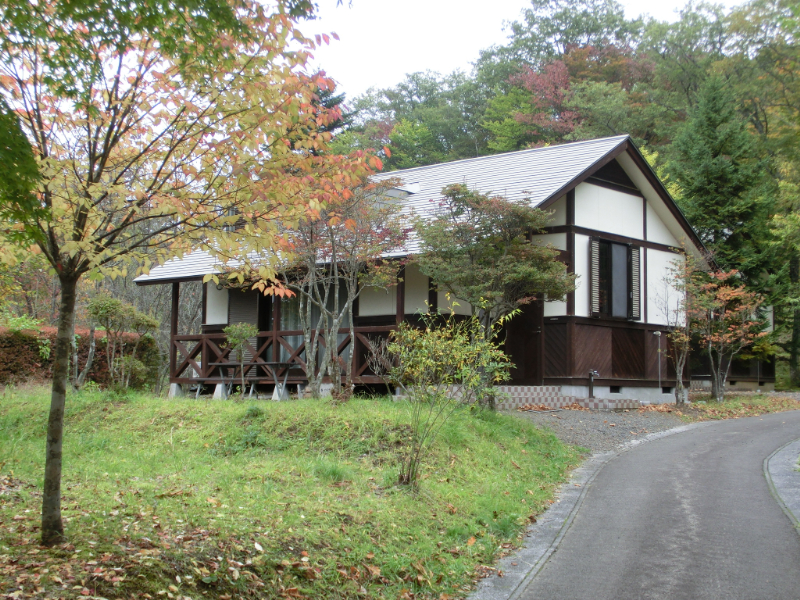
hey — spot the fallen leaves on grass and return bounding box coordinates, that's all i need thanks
[638,395,800,422]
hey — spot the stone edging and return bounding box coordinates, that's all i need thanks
[468,421,711,600]
[764,438,800,532]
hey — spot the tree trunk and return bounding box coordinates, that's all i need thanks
[345,293,356,394]
[710,352,729,403]
[41,274,79,546]
[73,324,96,390]
[674,352,687,406]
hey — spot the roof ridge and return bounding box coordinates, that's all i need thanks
[374,135,631,178]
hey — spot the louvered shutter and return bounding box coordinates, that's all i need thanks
[628,245,641,320]
[590,238,601,317]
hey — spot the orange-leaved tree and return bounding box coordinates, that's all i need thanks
[0,0,376,545]
[689,270,766,402]
[269,178,407,399]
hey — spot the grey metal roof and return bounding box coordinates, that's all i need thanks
[134,250,219,284]
[374,134,630,253]
[135,135,629,285]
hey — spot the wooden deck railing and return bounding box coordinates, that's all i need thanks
[170,325,395,385]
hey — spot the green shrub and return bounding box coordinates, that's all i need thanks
[379,311,511,488]
[0,327,159,388]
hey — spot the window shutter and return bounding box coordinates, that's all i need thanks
[590,238,601,317]
[628,245,641,320]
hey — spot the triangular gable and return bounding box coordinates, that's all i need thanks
[535,138,705,259]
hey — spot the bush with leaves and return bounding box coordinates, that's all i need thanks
[689,270,767,402]
[87,294,159,390]
[372,311,511,488]
[223,322,260,397]
[414,184,574,341]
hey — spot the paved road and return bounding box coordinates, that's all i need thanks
[520,411,800,600]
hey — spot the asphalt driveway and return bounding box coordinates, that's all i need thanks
[519,410,800,600]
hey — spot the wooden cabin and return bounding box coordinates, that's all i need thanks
[134,135,775,403]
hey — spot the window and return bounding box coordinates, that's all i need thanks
[590,238,640,319]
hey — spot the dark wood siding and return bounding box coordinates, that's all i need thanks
[612,328,644,378]
[505,302,544,384]
[574,324,612,378]
[544,323,568,377]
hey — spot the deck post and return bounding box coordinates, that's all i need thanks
[170,282,179,379]
[272,296,281,362]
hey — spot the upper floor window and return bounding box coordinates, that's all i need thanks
[590,238,640,320]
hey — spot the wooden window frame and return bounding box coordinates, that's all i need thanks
[590,237,640,321]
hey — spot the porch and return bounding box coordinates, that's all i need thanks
[169,326,395,387]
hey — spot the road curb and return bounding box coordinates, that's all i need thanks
[764,437,800,532]
[469,420,711,600]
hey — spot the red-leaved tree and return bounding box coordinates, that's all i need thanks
[511,61,579,145]
[0,0,376,545]
[690,270,766,402]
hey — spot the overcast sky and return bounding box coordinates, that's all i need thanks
[306,0,746,100]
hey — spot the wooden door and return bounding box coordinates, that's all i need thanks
[505,299,544,385]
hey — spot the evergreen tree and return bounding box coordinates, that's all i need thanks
[668,76,774,287]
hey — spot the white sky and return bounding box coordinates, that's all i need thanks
[306,0,746,99]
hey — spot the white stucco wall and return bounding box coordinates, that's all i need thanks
[205,284,229,325]
[539,232,569,317]
[359,285,396,316]
[647,249,683,326]
[616,152,704,263]
[574,182,644,240]
[544,300,568,317]
[574,234,591,317]
[547,195,567,226]
[438,292,472,315]
[532,232,568,251]
[646,201,679,247]
[404,263,429,315]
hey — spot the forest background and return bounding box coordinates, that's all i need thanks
[2,0,799,388]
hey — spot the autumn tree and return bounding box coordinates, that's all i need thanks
[415,184,575,340]
[0,0,372,545]
[690,270,766,402]
[272,177,405,398]
[328,181,407,391]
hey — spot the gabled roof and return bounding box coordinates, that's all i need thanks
[373,134,630,212]
[135,135,702,285]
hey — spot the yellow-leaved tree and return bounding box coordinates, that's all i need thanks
[0,0,377,545]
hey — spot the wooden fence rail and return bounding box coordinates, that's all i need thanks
[170,326,395,385]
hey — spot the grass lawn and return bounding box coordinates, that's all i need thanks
[0,386,579,599]
[672,393,800,422]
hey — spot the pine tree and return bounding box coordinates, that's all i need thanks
[668,76,774,287]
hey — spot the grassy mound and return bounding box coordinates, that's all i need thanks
[0,387,579,599]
